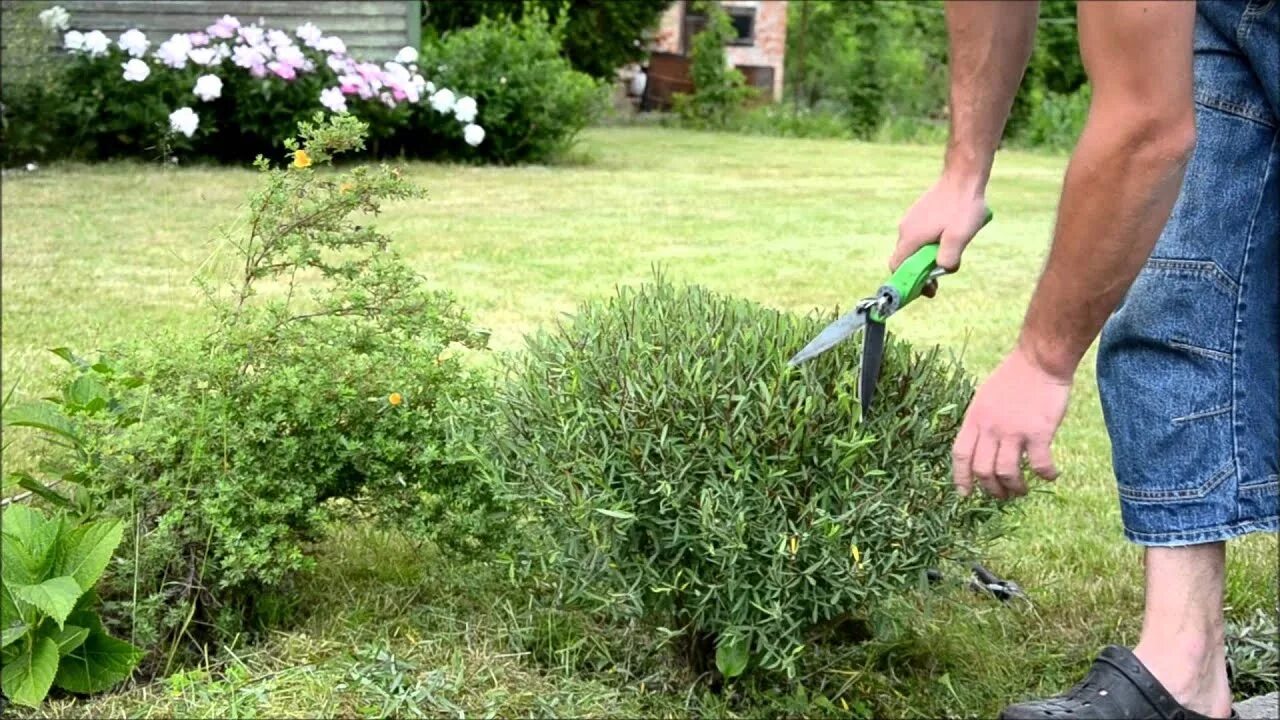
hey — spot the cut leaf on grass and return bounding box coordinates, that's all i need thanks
[54,628,143,694]
[715,638,749,679]
[2,634,59,707]
[10,576,83,628]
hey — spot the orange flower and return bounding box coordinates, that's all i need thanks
[388,392,403,406]
[292,149,312,169]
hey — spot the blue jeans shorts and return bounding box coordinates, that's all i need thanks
[1097,0,1279,547]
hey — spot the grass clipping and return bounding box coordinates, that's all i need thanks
[496,275,1007,679]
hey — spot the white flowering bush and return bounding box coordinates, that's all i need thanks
[6,7,496,163]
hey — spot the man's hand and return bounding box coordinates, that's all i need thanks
[893,176,990,276]
[952,346,1070,499]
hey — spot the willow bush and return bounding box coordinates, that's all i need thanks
[496,277,1006,679]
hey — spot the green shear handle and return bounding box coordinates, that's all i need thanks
[869,207,994,322]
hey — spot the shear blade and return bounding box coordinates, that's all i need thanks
[788,308,869,366]
[859,319,885,415]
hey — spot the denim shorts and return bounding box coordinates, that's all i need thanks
[1097,0,1279,547]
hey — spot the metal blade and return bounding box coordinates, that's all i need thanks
[859,319,886,415]
[788,308,870,366]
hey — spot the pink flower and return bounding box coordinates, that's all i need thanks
[238,25,265,47]
[268,61,296,80]
[188,32,210,47]
[326,55,349,74]
[267,29,292,48]
[274,45,306,69]
[207,15,239,39]
[297,22,323,47]
[320,87,347,113]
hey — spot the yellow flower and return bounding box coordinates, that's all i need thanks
[292,149,312,169]
[850,543,861,566]
[788,535,798,557]
[339,181,354,194]
[388,392,403,406]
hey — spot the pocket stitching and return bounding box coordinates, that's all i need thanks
[1171,403,1233,425]
[1143,257,1240,296]
[1240,475,1279,492]
[1119,463,1234,503]
[1193,93,1276,129]
[1168,339,1233,363]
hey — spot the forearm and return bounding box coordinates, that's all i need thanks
[943,0,1039,185]
[1018,116,1195,379]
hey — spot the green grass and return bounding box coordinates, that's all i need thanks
[2,126,1275,717]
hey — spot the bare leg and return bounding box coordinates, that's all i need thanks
[1133,543,1233,719]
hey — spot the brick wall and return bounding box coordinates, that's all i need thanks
[651,0,787,101]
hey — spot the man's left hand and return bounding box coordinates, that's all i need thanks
[952,346,1072,499]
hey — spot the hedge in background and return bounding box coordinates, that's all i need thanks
[496,277,1006,679]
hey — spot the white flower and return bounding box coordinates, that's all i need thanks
[453,96,477,123]
[429,88,456,114]
[24,162,38,172]
[238,25,265,47]
[326,55,349,73]
[379,91,396,108]
[267,29,292,48]
[39,6,70,32]
[156,33,192,68]
[82,30,109,57]
[463,123,485,147]
[384,61,410,82]
[317,36,345,55]
[425,81,436,94]
[193,74,222,102]
[121,58,150,82]
[117,28,149,57]
[207,14,239,39]
[394,46,418,64]
[319,87,347,113]
[216,43,232,60]
[63,30,84,51]
[168,107,198,138]
[188,47,219,66]
[296,22,323,46]
[499,76,507,85]
[275,44,306,69]
[232,44,267,69]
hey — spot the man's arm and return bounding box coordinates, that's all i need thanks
[1018,1,1197,379]
[891,1,1038,271]
[953,1,1197,499]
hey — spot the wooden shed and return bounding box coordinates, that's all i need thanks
[12,0,420,60]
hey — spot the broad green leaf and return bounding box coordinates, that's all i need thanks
[715,637,749,679]
[71,590,102,618]
[2,504,49,541]
[11,576,82,628]
[58,520,123,591]
[1,619,27,648]
[49,347,88,369]
[2,519,61,586]
[51,624,88,656]
[2,402,82,446]
[65,374,108,409]
[1,634,59,707]
[54,628,142,694]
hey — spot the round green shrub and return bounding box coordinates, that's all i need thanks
[496,277,1003,677]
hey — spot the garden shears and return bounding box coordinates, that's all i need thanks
[787,208,994,414]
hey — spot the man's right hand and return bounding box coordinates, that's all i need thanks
[891,176,990,278]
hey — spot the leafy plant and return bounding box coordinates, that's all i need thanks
[1227,606,1279,699]
[673,2,755,130]
[419,9,606,164]
[5,114,504,668]
[496,275,1006,679]
[1,505,142,708]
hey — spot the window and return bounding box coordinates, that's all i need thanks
[680,3,757,54]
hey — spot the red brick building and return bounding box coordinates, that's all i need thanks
[649,0,788,103]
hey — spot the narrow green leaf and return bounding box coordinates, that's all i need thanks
[715,637,749,679]
[1,635,59,707]
[594,508,636,520]
[54,628,142,694]
[58,520,123,592]
[11,576,82,628]
[13,473,77,511]
[51,624,88,656]
[49,347,88,369]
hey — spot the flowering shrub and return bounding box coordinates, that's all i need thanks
[4,7,489,163]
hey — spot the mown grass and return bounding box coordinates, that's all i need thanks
[2,126,1275,717]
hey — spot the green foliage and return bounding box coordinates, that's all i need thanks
[1,506,142,708]
[1009,84,1090,151]
[5,115,504,666]
[422,0,671,80]
[673,3,755,130]
[721,104,852,140]
[421,10,607,164]
[1227,606,1279,699]
[497,276,1005,678]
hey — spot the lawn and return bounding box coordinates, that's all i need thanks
[2,126,1275,718]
